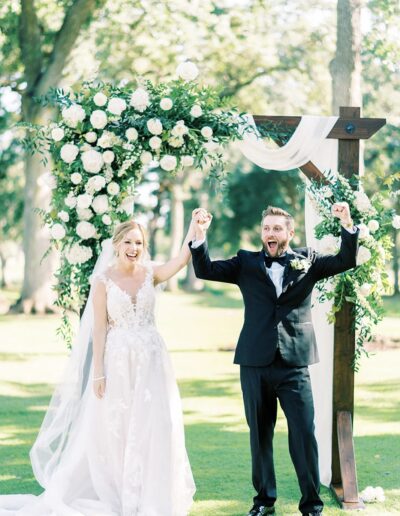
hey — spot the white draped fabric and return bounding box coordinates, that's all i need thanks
[238,114,339,486]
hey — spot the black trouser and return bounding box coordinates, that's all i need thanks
[240,354,323,514]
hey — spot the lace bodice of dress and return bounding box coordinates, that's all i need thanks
[98,264,156,329]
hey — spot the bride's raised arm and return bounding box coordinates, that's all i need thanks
[152,208,209,285]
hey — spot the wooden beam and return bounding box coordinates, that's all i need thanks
[253,115,386,140]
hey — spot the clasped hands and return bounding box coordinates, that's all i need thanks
[192,208,212,240]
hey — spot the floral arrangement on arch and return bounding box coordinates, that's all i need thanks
[306,170,400,369]
[37,62,250,344]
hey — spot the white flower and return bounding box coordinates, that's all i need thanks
[103,150,115,164]
[97,131,119,148]
[322,186,333,198]
[130,88,150,112]
[61,104,86,128]
[107,182,120,195]
[118,196,134,215]
[201,126,213,139]
[367,220,379,233]
[160,97,173,110]
[80,143,92,152]
[76,208,93,220]
[149,136,162,150]
[86,175,106,193]
[60,143,79,163]
[176,61,199,81]
[359,283,372,296]
[107,97,127,116]
[140,151,153,165]
[71,172,82,185]
[356,246,372,265]
[171,120,189,137]
[181,155,194,167]
[76,221,96,240]
[92,195,109,214]
[354,191,372,213]
[126,127,138,141]
[51,223,66,240]
[58,210,69,222]
[160,155,177,171]
[81,149,104,173]
[168,136,184,148]
[290,257,312,272]
[203,140,219,152]
[319,234,339,254]
[39,172,57,190]
[358,223,370,240]
[360,486,385,503]
[93,92,108,107]
[90,110,108,130]
[190,104,202,118]
[51,127,65,142]
[85,131,98,143]
[66,243,93,265]
[65,193,77,208]
[147,118,163,135]
[102,214,112,225]
[76,193,93,209]
[392,214,400,229]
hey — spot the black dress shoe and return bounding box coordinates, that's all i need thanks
[247,505,275,516]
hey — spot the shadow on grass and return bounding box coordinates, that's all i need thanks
[356,379,400,422]
[192,285,243,310]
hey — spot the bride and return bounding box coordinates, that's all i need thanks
[0,210,207,516]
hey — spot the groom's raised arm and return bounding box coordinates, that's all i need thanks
[190,239,241,284]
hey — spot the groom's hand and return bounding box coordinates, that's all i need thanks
[332,202,353,226]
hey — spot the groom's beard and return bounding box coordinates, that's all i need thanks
[263,238,290,257]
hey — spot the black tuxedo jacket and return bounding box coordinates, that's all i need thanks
[190,228,359,367]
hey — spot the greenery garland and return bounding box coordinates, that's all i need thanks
[306,170,400,369]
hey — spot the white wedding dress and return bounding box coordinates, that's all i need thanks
[0,263,195,516]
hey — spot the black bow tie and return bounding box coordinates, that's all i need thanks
[264,254,288,268]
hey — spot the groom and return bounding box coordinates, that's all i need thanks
[190,204,359,516]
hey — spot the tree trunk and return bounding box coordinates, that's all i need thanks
[166,179,185,292]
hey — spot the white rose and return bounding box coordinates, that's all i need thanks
[126,127,138,141]
[107,182,120,195]
[356,245,372,265]
[160,155,177,171]
[171,120,188,137]
[85,131,97,143]
[149,136,162,150]
[76,221,96,240]
[58,210,69,222]
[130,88,150,112]
[60,143,79,163]
[61,104,86,128]
[358,223,370,240]
[51,127,65,142]
[147,118,163,135]
[97,131,115,148]
[168,136,184,148]
[367,220,379,233]
[90,110,108,130]
[140,151,153,165]
[108,97,127,116]
[392,214,400,229]
[76,208,93,220]
[201,126,213,139]
[322,186,333,198]
[176,61,199,81]
[359,283,372,296]
[93,92,108,107]
[51,223,66,240]
[92,195,109,214]
[319,234,339,254]
[102,214,112,225]
[354,191,372,213]
[181,155,194,167]
[65,193,77,208]
[160,98,173,110]
[76,193,93,209]
[66,243,93,265]
[103,150,115,164]
[86,175,106,193]
[118,196,135,215]
[190,104,202,118]
[81,149,104,173]
[374,487,385,503]
[71,172,82,185]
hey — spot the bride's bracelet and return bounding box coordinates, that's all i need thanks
[93,375,105,381]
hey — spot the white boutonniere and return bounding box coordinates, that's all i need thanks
[290,257,312,272]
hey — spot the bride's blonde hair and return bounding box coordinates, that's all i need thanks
[112,220,149,256]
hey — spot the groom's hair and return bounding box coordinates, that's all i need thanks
[261,206,294,230]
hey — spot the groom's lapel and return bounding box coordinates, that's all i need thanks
[281,250,305,294]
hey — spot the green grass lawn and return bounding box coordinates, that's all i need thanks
[0,288,399,515]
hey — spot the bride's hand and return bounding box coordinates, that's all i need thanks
[93,377,106,399]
